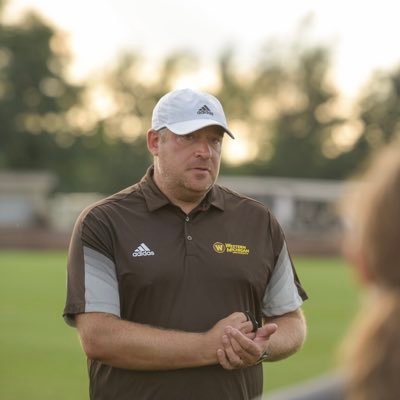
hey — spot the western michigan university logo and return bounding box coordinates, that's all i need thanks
[213,242,250,255]
[213,242,226,253]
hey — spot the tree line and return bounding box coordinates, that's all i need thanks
[1,3,399,193]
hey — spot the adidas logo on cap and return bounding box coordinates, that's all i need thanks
[132,243,155,257]
[197,105,214,116]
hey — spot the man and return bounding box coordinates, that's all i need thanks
[63,88,308,400]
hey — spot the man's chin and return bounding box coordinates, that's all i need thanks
[184,181,213,197]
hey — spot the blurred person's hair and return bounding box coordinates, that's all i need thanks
[338,139,400,400]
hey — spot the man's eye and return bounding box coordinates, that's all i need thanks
[211,137,222,146]
[183,134,195,141]
[176,134,194,144]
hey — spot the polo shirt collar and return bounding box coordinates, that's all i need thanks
[205,185,225,211]
[139,166,170,211]
[139,166,225,212]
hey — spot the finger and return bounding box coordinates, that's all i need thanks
[261,323,278,336]
[242,311,249,322]
[226,319,254,335]
[238,321,254,334]
[254,323,278,343]
[245,332,256,340]
[222,333,244,368]
[228,333,244,354]
[228,328,261,360]
[217,348,234,370]
[234,312,248,323]
[224,328,261,366]
[226,336,258,365]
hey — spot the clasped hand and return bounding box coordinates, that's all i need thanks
[212,312,277,370]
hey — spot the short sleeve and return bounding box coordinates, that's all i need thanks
[261,212,308,317]
[262,241,306,317]
[63,208,120,326]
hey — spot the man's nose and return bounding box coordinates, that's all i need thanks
[194,139,212,158]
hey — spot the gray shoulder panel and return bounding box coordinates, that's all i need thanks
[84,246,121,317]
[262,242,304,316]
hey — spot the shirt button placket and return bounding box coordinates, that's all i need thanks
[184,215,194,254]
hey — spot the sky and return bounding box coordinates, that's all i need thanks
[4,0,400,99]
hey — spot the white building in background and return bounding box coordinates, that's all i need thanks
[0,171,103,232]
[0,171,345,253]
[218,176,344,240]
[0,171,103,248]
[0,171,57,228]
[49,192,104,232]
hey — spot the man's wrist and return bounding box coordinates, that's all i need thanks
[196,332,213,366]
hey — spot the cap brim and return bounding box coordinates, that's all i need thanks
[166,119,235,139]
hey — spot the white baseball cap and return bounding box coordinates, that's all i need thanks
[151,88,235,139]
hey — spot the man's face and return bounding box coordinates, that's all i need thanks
[149,125,224,202]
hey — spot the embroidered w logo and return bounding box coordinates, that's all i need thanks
[213,242,226,253]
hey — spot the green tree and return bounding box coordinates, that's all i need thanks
[0,10,82,173]
[4,3,396,192]
[268,46,343,178]
[355,68,400,154]
[323,68,400,179]
[218,40,344,179]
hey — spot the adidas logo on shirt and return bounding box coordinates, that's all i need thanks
[197,105,214,116]
[132,243,155,257]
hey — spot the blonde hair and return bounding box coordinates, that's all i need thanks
[342,291,400,400]
[340,143,400,288]
[339,141,400,400]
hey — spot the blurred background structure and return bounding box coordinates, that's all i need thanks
[2,0,400,252]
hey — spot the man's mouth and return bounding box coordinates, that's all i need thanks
[191,166,210,172]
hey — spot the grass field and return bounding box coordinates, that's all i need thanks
[0,251,360,399]
[263,257,360,395]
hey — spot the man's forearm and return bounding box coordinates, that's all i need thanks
[76,312,251,370]
[263,309,307,361]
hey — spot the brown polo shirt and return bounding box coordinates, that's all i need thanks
[64,166,307,400]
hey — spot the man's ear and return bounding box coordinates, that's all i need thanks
[147,129,161,156]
